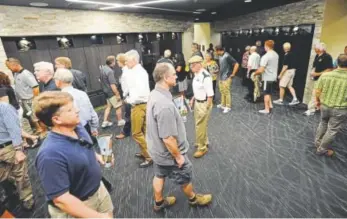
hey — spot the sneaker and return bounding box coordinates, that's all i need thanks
[273,99,284,105]
[189,194,212,206]
[223,107,231,114]
[303,110,315,116]
[153,196,176,212]
[217,104,224,109]
[193,149,208,158]
[101,121,113,128]
[22,195,35,211]
[316,149,334,157]
[139,160,153,168]
[258,109,270,114]
[182,116,187,123]
[117,119,126,126]
[289,99,300,106]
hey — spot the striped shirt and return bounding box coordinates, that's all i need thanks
[315,69,347,108]
[0,102,22,148]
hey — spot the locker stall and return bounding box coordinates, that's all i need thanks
[221,24,314,101]
[1,32,183,107]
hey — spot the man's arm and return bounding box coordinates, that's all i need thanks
[314,77,323,109]
[53,192,110,218]
[110,84,120,99]
[3,105,22,149]
[230,63,239,78]
[162,137,185,168]
[279,65,288,79]
[254,66,265,75]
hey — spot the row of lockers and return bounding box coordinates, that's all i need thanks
[2,36,183,107]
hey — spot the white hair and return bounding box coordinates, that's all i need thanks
[153,63,175,83]
[34,61,54,75]
[283,42,291,49]
[164,50,172,58]
[54,68,74,84]
[245,46,251,51]
[125,49,140,64]
[315,42,326,51]
[250,46,257,52]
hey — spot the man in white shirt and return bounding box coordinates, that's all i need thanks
[189,56,214,159]
[115,53,131,140]
[254,40,279,114]
[245,46,260,102]
[124,50,152,168]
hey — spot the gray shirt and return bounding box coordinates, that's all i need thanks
[99,65,117,98]
[260,50,279,82]
[219,52,237,81]
[146,85,189,166]
[14,69,38,100]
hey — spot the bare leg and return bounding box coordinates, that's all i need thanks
[288,86,297,100]
[116,107,123,122]
[181,183,195,199]
[153,176,165,202]
[103,102,112,122]
[264,95,271,112]
[279,87,285,101]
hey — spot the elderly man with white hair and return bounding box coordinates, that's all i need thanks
[54,68,99,138]
[273,42,300,106]
[124,49,152,168]
[34,61,59,92]
[245,46,260,102]
[157,49,174,66]
[304,42,333,116]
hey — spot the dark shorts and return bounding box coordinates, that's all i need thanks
[154,155,193,185]
[263,81,275,95]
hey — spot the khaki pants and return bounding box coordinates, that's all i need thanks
[315,106,347,152]
[194,101,212,151]
[0,146,33,202]
[307,81,317,112]
[131,104,151,161]
[48,182,113,218]
[219,78,232,108]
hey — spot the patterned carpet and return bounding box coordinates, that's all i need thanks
[6,78,347,218]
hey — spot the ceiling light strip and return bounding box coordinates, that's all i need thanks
[65,0,123,7]
[100,0,185,10]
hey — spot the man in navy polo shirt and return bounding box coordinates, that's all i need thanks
[33,91,113,218]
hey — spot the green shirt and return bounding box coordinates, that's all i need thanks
[315,69,347,108]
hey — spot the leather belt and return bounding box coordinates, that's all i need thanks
[195,99,207,103]
[0,141,12,149]
[133,102,147,106]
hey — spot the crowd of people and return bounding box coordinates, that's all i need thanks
[0,40,346,217]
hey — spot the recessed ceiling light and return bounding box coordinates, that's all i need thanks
[29,2,49,7]
[193,11,201,14]
[196,8,206,12]
[211,11,217,15]
[244,0,252,2]
[195,18,199,21]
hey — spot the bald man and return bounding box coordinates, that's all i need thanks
[273,42,300,106]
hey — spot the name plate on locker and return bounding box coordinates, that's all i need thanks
[97,134,113,168]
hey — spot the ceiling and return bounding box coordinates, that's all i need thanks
[0,0,304,21]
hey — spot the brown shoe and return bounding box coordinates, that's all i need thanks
[189,194,212,206]
[153,196,176,212]
[115,133,127,139]
[193,149,208,158]
[316,149,335,157]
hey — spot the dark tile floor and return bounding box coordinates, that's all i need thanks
[7,78,347,218]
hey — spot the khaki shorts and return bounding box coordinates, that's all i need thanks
[279,69,296,88]
[107,96,123,109]
[48,181,113,218]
